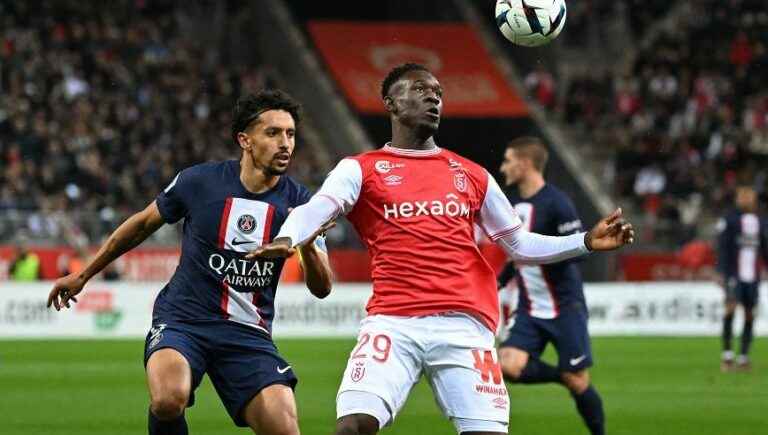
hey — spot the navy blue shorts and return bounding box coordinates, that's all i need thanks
[143,320,297,427]
[500,303,593,372]
[726,281,760,310]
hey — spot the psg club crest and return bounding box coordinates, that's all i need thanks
[454,172,467,192]
[350,361,366,382]
[237,214,257,234]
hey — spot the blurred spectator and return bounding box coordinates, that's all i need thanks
[532,0,768,247]
[525,66,556,109]
[8,236,40,281]
[0,0,329,245]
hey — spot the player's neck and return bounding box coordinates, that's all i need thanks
[239,157,280,194]
[518,174,545,199]
[390,125,437,151]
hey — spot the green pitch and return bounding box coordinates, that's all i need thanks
[2,337,766,435]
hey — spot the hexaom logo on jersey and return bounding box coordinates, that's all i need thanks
[383,193,470,220]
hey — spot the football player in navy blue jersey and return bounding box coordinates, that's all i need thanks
[496,137,605,435]
[47,90,333,435]
[716,185,767,371]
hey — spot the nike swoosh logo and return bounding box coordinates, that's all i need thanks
[569,355,587,366]
[231,238,253,246]
[277,365,292,374]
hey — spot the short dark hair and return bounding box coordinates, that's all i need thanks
[231,89,302,142]
[381,63,432,99]
[507,136,549,172]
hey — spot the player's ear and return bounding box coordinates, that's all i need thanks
[236,132,250,150]
[383,96,396,114]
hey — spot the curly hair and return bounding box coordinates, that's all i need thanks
[231,89,302,142]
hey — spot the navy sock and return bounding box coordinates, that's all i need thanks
[148,409,188,435]
[740,318,754,357]
[722,313,734,352]
[571,385,604,435]
[512,357,562,384]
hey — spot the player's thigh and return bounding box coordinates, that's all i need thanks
[499,314,546,367]
[551,304,593,373]
[206,332,297,428]
[424,318,509,430]
[144,323,207,412]
[337,317,423,426]
[242,384,298,435]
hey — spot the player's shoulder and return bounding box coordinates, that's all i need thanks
[280,175,313,205]
[541,184,573,202]
[183,160,231,178]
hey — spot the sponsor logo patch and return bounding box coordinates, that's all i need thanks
[148,324,167,349]
[383,174,403,186]
[374,160,405,174]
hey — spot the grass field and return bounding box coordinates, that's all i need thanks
[1,337,766,435]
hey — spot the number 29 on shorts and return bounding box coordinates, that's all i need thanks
[351,333,392,362]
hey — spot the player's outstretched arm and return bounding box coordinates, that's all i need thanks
[47,201,165,311]
[479,172,633,265]
[248,158,362,259]
[297,223,335,298]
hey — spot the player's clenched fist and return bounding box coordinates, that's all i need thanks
[47,273,86,311]
[584,208,635,251]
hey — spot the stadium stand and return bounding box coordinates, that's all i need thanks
[514,0,768,246]
[0,0,329,244]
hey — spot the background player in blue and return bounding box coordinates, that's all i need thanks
[716,185,768,371]
[496,137,605,435]
[47,90,334,435]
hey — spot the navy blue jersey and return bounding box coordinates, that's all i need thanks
[153,160,320,334]
[500,184,584,319]
[716,209,768,284]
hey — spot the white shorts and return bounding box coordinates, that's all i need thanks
[336,313,509,431]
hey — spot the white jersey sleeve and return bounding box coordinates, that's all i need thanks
[478,171,590,265]
[478,171,523,239]
[276,158,362,247]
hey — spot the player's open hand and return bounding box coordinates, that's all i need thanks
[246,238,295,259]
[585,208,635,251]
[47,273,86,311]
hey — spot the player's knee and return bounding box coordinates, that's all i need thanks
[150,391,187,420]
[561,370,590,394]
[254,413,299,435]
[745,310,755,322]
[498,349,525,380]
[335,414,379,435]
[254,408,299,435]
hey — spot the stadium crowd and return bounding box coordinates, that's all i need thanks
[529,0,768,244]
[0,0,327,244]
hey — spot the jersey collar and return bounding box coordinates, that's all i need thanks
[382,143,442,157]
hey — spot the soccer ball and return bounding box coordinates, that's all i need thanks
[495,0,567,47]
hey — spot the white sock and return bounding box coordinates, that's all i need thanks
[737,354,749,364]
[722,350,734,361]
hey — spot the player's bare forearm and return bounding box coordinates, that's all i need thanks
[48,201,165,310]
[298,244,333,298]
[80,201,165,282]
